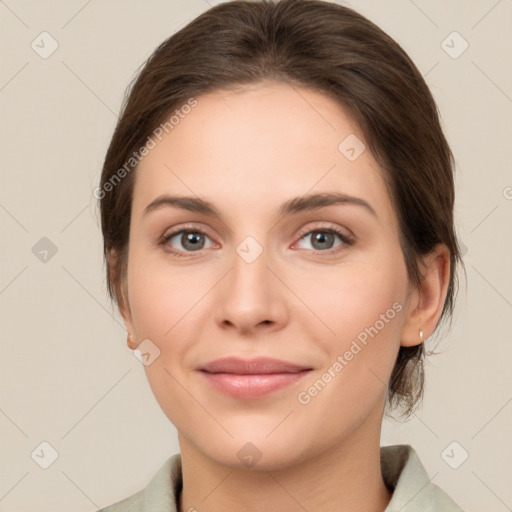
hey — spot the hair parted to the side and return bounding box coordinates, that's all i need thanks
[98,0,464,419]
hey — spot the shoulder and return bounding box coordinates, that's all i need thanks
[96,490,144,512]
[381,444,465,512]
[97,453,182,512]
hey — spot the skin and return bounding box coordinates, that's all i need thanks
[114,81,450,512]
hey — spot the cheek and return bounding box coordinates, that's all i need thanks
[127,250,202,339]
[295,253,407,344]
[126,254,201,428]
[292,250,407,402]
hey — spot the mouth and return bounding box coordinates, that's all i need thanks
[198,357,313,399]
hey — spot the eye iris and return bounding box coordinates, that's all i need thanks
[312,231,334,250]
[182,232,204,251]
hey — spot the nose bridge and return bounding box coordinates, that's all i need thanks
[214,231,285,331]
[231,233,271,297]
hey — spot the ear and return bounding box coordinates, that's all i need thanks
[401,243,451,347]
[107,248,135,336]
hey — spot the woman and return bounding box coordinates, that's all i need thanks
[96,0,465,510]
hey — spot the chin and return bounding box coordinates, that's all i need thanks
[207,442,297,472]
[195,428,312,472]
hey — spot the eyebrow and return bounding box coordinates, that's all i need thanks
[143,192,378,219]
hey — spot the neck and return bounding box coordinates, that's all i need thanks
[178,422,392,512]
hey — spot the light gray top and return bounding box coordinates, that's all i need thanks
[97,444,464,511]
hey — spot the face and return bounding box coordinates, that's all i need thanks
[120,81,415,470]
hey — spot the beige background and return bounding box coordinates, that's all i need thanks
[1,0,511,510]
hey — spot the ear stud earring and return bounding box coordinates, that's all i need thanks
[420,329,435,356]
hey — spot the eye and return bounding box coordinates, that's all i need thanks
[160,225,215,256]
[159,223,354,258]
[294,224,354,255]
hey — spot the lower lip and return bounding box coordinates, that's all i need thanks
[199,370,311,399]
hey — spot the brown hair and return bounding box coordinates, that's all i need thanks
[98,0,464,418]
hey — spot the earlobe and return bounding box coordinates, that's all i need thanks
[401,326,425,348]
[401,243,451,347]
[127,333,139,350]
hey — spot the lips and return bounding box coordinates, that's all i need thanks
[198,357,313,399]
[199,357,312,374]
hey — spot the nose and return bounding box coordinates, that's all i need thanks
[214,241,288,336]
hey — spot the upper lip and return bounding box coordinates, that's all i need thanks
[199,357,312,374]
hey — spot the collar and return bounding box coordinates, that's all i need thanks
[100,444,464,511]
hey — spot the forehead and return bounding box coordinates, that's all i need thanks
[132,81,394,225]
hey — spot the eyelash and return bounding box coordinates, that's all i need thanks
[159,223,354,258]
